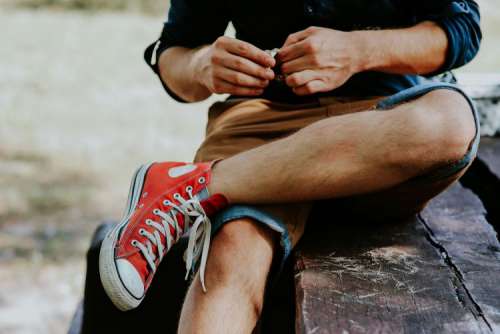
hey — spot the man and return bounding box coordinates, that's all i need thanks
[99,1,482,333]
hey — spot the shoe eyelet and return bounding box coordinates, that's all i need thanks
[131,240,138,247]
[198,177,206,184]
[139,229,145,235]
[186,186,193,192]
[174,193,181,199]
[153,209,160,215]
[163,200,171,206]
[145,219,153,225]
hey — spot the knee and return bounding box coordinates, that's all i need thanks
[425,89,476,163]
[206,218,277,311]
[391,89,476,172]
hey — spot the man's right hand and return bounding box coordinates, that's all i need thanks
[195,36,276,96]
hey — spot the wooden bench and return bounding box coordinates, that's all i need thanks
[295,179,500,333]
[68,77,500,334]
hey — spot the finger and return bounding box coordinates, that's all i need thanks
[281,54,319,74]
[214,79,265,96]
[217,67,269,88]
[220,52,275,80]
[292,80,329,96]
[282,27,316,48]
[223,38,275,68]
[285,70,320,88]
[279,39,315,62]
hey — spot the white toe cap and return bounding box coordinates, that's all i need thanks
[116,259,145,299]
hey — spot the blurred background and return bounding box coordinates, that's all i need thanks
[0,0,498,333]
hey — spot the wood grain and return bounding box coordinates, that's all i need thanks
[295,183,499,333]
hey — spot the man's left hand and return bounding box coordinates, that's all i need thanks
[278,27,365,96]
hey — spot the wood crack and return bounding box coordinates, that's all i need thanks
[418,213,493,331]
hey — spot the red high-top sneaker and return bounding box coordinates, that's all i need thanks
[99,161,228,311]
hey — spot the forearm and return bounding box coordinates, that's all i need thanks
[355,21,448,75]
[158,46,212,102]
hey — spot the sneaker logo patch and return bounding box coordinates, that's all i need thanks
[168,164,197,178]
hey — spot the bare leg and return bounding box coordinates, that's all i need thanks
[178,219,276,334]
[209,90,476,204]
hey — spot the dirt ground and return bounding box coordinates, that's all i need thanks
[0,3,498,333]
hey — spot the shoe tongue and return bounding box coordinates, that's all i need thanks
[200,193,229,216]
[195,187,210,201]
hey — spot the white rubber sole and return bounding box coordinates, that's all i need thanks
[99,162,153,311]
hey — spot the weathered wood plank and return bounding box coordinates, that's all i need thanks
[420,184,500,332]
[295,184,499,333]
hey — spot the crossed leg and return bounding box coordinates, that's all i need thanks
[178,89,477,333]
[209,89,476,203]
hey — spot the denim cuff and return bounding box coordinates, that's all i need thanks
[211,204,293,272]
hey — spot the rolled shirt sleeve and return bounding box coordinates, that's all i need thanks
[144,0,230,102]
[417,0,482,75]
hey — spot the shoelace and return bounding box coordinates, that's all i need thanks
[132,187,212,291]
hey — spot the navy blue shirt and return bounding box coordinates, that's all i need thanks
[145,0,481,103]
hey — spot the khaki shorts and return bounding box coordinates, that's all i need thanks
[193,83,480,264]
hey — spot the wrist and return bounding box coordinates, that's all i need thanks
[191,45,212,89]
[350,30,382,73]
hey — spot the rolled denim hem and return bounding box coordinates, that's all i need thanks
[211,204,293,272]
